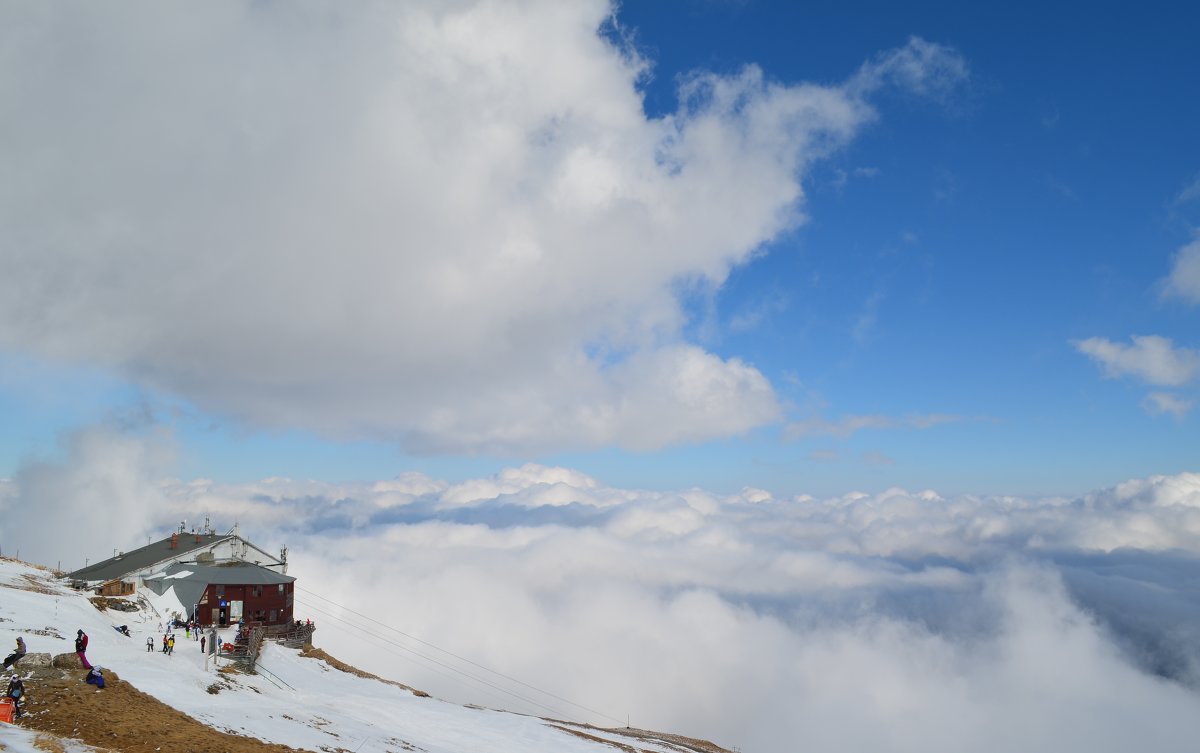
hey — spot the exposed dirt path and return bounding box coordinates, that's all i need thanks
[12,665,314,753]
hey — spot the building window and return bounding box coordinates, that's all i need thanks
[269,609,277,622]
[216,585,224,598]
[278,584,285,594]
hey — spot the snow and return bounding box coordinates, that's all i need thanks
[0,722,104,752]
[0,558,691,753]
[142,585,188,624]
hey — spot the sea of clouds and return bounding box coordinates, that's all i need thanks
[4,436,1200,752]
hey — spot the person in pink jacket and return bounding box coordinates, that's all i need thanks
[75,629,92,669]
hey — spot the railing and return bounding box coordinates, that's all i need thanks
[216,622,314,673]
[262,622,316,648]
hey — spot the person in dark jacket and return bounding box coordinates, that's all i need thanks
[2,637,26,670]
[75,629,92,669]
[6,673,24,718]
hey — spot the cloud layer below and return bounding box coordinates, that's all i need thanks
[0,1,966,453]
[4,436,1200,752]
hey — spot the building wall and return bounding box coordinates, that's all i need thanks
[196,582,294,626]
[100,580,135,597]
[166,536,282,569]
[137,536,285,590]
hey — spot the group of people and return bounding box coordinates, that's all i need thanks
[2,627,106,721]
[3,637,28,719]
[3,633,45,720]
[147,618,213,656]
[75,630,106,688]
[2,612,305,721]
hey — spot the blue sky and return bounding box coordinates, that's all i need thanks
[1,0,1197,498]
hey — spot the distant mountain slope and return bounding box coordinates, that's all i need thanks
[0,558,732,753]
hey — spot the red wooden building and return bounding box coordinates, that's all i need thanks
[154,562,296,627]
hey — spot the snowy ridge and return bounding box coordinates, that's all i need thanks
[0,558,730,753]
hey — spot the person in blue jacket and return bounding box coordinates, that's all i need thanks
[85,666,105,689]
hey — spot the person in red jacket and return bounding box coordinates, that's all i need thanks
[75,629,92,669]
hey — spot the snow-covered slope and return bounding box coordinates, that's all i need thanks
[0,558,726,753]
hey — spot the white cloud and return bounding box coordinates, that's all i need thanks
[0,4,967,454]
[1143,391,1195,418]
[850,36,970,101]
[1075,335,1200,387]
[1161,237,1200,305]
[0,426,175,568]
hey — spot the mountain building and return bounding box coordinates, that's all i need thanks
[65,521,295,626]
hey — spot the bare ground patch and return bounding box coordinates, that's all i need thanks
[552,723,734,753]
[297,646,429,697]
[11,664,316,753]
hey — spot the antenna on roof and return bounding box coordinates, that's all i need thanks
[178,520,186,534]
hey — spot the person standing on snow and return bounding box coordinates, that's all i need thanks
[75,630,92,669]
[200,634,206,653]
[6,673,24,718]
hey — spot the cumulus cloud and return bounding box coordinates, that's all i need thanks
[0,2,967,454]
[6,429,1200,751]
[1161,237,1200,305]
[1074,335,1200,387]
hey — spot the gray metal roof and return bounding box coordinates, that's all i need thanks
[153,562,295,586]
[67,533,230,582]
[144,563,295,616]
